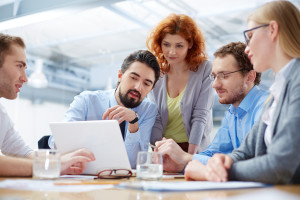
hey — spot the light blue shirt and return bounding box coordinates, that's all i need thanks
[49,89,158,168]
[193,86,269,164]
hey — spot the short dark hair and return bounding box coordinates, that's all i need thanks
[214,42,261,85]
[121,50,160,87]
[0,33,25,68]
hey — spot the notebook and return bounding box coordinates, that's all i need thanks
[49,120,131,175]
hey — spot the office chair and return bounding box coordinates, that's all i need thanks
[38,135,51,149]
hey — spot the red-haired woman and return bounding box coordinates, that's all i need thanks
[147,14,214,154]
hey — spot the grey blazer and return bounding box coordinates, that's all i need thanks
[149,60,214,152]
[228,58,300,184]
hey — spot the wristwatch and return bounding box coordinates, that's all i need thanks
[129,112,139,124]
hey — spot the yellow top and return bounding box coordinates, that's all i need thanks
[164,87,188,143]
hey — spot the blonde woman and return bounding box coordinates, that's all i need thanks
[185,1,300,184]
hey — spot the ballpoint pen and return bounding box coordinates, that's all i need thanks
[54,180,120,185]
[148,143,158,151]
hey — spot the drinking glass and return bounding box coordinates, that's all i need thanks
[136,151,163,181]
[33,149,60,179]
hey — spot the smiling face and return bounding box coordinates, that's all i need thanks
[212,55,249,108]
[161,34,191,67]
[244,20,273,73]
[0,44,27,99]
[116,61,155,108]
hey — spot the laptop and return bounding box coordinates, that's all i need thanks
[49,120,131,175]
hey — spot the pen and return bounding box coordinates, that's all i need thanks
[54,180,120,185]
[148,143,158,149]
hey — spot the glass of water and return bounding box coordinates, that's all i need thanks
[136,151,163,181]
[33,149,61,179]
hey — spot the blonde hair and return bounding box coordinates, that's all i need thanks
[248,1,300,58]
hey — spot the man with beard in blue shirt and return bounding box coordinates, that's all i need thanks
[49,50,160,168]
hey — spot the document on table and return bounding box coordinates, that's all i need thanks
[116,181,270,192]
[162,174,185,179]
[60,175,97,180]
[0,179,113,192]
[222,188,300,200]
[162,172,185,179]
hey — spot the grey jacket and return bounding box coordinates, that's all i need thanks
[149,60,214,152]
[228,59,300,184]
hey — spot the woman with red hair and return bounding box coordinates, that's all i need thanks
[147,14,214,154]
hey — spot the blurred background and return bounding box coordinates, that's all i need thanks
[1,0,297,149]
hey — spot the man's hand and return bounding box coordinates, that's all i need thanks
[60,148,95,175]
[102,105,136,124]
[155,138,193,172]
[185,153,233,182]
[205,153,233,182]
[184,160,207,181]
[102,105,139,133]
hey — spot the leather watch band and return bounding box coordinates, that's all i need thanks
[129,112,139,124]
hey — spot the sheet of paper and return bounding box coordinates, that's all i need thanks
[162,174,185,179]
[218,188,300,200]
[129,170,184,179]
[0,179,113,192]
[116,181,270,192]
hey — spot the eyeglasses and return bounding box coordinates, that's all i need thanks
[97,169,132,179]
[210,69,249,81]
[243,24,269,45]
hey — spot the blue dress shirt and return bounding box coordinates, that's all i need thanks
[193,86,269,164]
[50,89,158,168]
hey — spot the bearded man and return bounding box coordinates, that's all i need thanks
[48,50,160,168]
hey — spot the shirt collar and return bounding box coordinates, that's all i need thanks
[228,85,260,118]
[269,58,296,101]
[109,89,119,107]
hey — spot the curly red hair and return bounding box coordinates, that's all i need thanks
[146,14,207,73]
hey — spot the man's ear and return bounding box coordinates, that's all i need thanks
[118,70,123,82]
[247,70,256,84]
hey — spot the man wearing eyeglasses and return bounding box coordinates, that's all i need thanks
[48,50,160,169]
[155,42,269,173]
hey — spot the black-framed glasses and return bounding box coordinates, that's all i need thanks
[210,69,249,81]
[97,169,132,179]
[243,24,269,45]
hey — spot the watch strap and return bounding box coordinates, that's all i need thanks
[129,112,139,124]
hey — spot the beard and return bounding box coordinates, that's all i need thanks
[0,80,18,100]
[218,86,246,105]
[118,87,142,108]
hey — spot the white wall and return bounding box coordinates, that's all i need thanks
[0,97,68,150]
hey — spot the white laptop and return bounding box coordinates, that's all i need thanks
[49,120,131,175]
